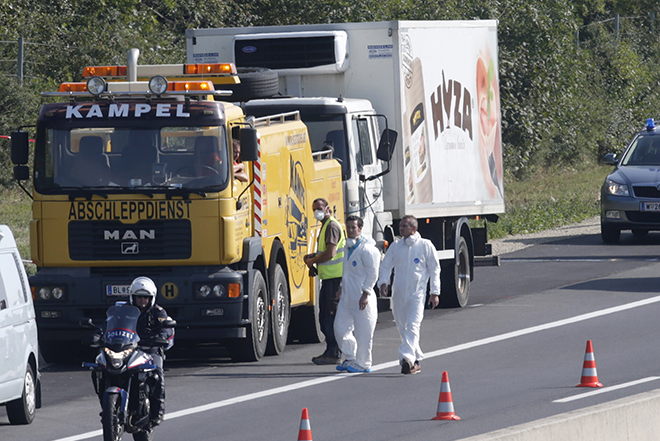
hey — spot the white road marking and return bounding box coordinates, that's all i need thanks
[52,295,660,441]
[503,257,660,263]
[553,377,660,403]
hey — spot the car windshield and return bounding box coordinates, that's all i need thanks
[34,125,230,192]
[621,135,660,166]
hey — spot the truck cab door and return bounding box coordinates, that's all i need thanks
[350,116,383,239]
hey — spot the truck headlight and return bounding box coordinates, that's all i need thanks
[86,76,106,96]
[196,284,211,298]
[212,285,226,297]
[37,286,66,301]
[149,76,169,95]
[39,287,51,300]
[195,283,227,299]
[605,179,629,196]
[52,287,64,300]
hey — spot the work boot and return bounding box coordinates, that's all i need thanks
[401,359,413,375]
[312,353,341,365]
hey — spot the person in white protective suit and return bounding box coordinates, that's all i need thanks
[378,215,440,375]
[334,215,381,373]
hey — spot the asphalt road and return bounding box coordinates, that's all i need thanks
[2,228,660,441]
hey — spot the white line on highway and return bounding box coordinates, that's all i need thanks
[52,294,660,441]
[553,377,660,403]
[503,257,660,263]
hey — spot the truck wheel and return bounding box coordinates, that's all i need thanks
[228,271,269,362]
[218,67,279,102]
[440,236,470,308]
[6,363,37,424]
[266,264,290,355]
[601,224,620,243]
[288,277,324,344]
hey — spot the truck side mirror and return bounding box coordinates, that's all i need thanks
[377,128,397,162]
[239,128,259,162]
[11,131,30,165]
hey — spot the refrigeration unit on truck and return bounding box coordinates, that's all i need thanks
[10,49,345,362]
[186,20,505,308]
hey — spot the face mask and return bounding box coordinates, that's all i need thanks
[313,209,326,221]
[346,238,356,247]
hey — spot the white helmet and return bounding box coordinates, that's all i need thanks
[128,276,157,308]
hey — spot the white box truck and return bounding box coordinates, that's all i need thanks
[186,20,504,308]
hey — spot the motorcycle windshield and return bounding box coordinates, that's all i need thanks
[104,304,141,348]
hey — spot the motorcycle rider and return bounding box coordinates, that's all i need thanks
[128,276,174,428]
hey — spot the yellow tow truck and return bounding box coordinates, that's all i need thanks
[11,49,343,362]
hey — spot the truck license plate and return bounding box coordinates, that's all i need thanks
[107,285,131,296]
[641,202,660,211]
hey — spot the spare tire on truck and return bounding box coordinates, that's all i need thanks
[216,67,279,102]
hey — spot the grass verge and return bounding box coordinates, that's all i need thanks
[488,164,610,239]
[0,187,35,274]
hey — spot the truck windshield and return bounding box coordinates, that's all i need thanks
[34,125,230,192]
[300,115,350,180]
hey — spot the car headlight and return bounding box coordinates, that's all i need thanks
[605,179,629,196]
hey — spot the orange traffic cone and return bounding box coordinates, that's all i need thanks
[432,371,461,420]
[577,340,603,388]
[297,408,313,441]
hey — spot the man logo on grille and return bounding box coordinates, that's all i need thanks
[122,242,139,254]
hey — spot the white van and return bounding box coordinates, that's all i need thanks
[0,225,40,424]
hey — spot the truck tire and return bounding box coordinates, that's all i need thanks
[228,271,269,362]
[601,223,620,243]
[440,236,470,308]
[288,277,324,344]
[266,264,290,355]
[6,364,37,424]
[217,67,279,102]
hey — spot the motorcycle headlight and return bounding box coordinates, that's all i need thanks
[605,179,629,196]
[104,347,134,368]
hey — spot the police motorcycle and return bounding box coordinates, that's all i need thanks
[82,303,175,441]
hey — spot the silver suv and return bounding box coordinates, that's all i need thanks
[601,118,660,243]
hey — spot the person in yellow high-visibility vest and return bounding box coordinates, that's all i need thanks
[304,198,346,365]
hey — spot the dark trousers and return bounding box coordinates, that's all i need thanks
[148,352,165,417]
[319,277,341,357]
